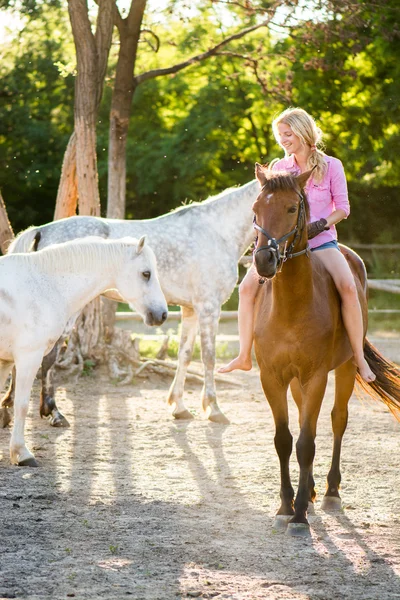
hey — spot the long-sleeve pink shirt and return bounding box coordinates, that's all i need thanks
[272,154,350,249]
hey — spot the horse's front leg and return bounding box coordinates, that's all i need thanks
[261,376,294,529]
[39,343,69,427]
[198,306,228,424]
[290,374,327,535]
[290,378,316,506]
[322,359,356,511]
[11,353,44,467]
[167,307,198,420]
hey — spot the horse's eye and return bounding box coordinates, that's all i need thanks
[288,206,297,214]
[142,271,151,281]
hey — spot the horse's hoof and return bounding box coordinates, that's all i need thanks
[49,412,70,428]
[0,407,12,428]
[321,495,342,512]
[273,515,292,531]
[286,522,311,538]
[18,457,39,467]
[173,409,194,420]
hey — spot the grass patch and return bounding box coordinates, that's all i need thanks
[139,337,234,361]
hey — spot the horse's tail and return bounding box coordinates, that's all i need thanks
[355,338,400,420]
[7,227,42,254]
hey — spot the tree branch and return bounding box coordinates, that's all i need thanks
[135,12,278,85]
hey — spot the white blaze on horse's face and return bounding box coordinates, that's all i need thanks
[115,237,168,327]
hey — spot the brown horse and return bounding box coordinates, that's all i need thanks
[252,163,400,536]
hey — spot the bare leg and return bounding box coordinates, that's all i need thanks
[218,265,260,373]
[316,249,375,383]
[167,307,198,419]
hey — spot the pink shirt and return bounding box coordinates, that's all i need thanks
[272,154,350,249]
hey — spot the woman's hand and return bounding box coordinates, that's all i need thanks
[307,218,329,240]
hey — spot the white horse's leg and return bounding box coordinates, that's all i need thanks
[0,361,14,428]
[167,307,198,419]
[198,307,229,424]
[10,353,43,467]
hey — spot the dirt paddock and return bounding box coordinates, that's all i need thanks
[1,338,400,600]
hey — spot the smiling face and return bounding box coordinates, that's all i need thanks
[276,122,304,156]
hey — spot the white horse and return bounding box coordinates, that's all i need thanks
[0,236,167,466]
[8,180,259,423]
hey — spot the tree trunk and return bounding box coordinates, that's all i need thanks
[107,0,146,219]
[0,190,14,254]
[54,132,78,220]
[56,0,115,364]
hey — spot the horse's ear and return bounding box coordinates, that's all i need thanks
[136,235,146,254]
[296,167,315,190]
[255,162,268,187]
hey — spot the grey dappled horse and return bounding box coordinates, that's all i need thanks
[5,180,259,424]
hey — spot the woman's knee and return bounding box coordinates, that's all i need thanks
[239,272,259,301]
[336,278,358,300]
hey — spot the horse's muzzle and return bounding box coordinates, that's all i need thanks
[254,248,278,279]
[146,308,168,327]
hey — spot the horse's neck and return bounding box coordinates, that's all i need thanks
[108,180,258,257]
[271,254,314,311]
[211,180,259,255]
[39,244,117,313]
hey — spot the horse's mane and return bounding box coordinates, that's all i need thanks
[169,181,256,216]
[259,169,310,225]
[12,237,139,272]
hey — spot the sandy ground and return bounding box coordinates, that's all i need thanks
[1,338,400,600]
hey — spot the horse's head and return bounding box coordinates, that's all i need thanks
[115,237,168,326]
[252,163,312,279]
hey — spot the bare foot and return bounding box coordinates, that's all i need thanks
[217,356,252,374]
[358,358,376,383]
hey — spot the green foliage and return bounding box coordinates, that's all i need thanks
[0,5,74,231]
[1,0,400,248]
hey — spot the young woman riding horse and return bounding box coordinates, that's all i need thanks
[248,164,400,535]
[219,107,375,384]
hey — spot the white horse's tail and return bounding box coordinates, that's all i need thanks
[7,226,41,254]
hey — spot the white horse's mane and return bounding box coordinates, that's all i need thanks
[11,237,139,272]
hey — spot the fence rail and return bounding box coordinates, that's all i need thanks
[116,279,400,322]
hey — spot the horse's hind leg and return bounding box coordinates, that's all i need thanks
[290,378,316,507]
[39,344,69,427]
[198,307,229,424]
[322,359,356,512]
[167,307,198,420]
[1,366,15,407]
[0,362,14,428]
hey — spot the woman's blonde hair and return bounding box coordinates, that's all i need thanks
[271,107,327,183]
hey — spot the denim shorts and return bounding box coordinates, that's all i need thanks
[311,240,340,252]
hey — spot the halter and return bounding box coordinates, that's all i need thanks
[253,187,309,281]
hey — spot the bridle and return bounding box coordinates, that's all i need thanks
[253,186,309,281]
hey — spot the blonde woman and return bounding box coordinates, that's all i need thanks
[218,107,375,382]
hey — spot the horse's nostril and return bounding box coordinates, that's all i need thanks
[162,311,167,322]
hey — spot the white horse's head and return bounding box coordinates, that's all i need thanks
[115,237,168,327]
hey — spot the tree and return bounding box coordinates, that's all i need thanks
[54,0,115,218]
[107,0,283,218]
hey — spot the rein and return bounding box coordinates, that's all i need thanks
[253,188,309,283]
